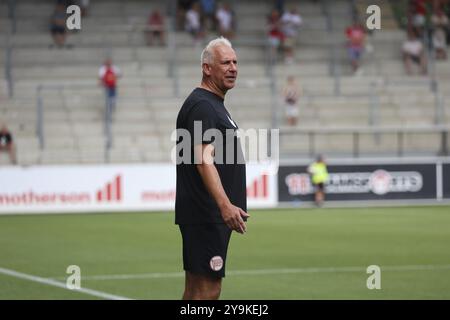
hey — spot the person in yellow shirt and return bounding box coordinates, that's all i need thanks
[307,155,329,207]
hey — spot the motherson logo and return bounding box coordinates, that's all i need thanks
[96,175,122,202]
[286,170,423,195]
[0,175,122,206]
[247,174,269,199]
[0,191,90,205]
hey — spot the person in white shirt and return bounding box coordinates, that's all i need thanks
[185,2,204,45]
[216,3,234,39]
[431,8,449,60]
[282,75,301,126]
[280,7,302,63]
[402,30,427,75]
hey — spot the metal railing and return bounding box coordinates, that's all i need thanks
[4,0,16,98]
[279,125,450,158]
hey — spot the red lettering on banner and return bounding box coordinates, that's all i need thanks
[0,191,91,206]
[141,190,176,202]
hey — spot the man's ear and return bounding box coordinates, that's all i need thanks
[202,63,211,76]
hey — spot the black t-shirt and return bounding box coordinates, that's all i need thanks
[0,132,12,147]
[175,87,247,225]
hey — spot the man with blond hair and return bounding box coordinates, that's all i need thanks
[175,37,249,300]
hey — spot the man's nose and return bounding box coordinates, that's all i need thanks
[229,62,237,72]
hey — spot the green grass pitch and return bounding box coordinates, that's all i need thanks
[1,206,449,300]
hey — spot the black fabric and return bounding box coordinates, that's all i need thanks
[175,87,247,225]
[179,223,232,278]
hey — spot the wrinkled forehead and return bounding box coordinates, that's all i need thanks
[213,45,237,62]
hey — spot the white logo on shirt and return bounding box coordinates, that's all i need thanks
[227,115,237,128]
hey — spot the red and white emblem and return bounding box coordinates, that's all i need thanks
[209,256,224,271]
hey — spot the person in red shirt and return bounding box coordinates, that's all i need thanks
[410,0,428,35]
[345,21,367,74]
[146,9,165,46]
[267,9,285,61]
[98,59,122,112]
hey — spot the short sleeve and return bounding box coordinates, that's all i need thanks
[186,101,218,145]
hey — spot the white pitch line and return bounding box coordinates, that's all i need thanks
[49,264,450,281]
[0,267,132,300]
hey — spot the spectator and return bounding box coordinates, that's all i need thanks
[200,0,216,31]
[185,2,205,45]
[98,59,122,113]
[78,0,90,17]
[280,7,302,63]
[274,0,284,14]
[282,75,301,126]
[0,124,17,165]
[431,7,449,60]
[146,9,165,46]
[216,2,235,39]
[409,0,428,36]
[402,29,428,75]
[345,20,367,74]
[49,3,68,48]
[177,0,194,31]
[307,155,329,207]
[267,9,285,62]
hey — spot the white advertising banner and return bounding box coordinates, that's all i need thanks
[0,163,277,214]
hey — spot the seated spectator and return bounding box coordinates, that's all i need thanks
[177,0,194,31]
[78,0,90,17]
[282,75,301,126]
[0,124,17,165]
[185,2,205,45]
[409,0,428,36]
[280,7,302,64]
[402,29,428,75]
[345,20,367,74]
[146,9,165,46]
[49,3,68,48]
[267,9,285,61]
[216,2,235,39]
[98,59,122,113]
[431,7,449,60]
[274,0,284,14]
[200,0,216,31]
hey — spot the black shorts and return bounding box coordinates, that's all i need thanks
[314,183,324,191]
[179,223,232,278]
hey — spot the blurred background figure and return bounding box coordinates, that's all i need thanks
[307,155,329,207]
[98,58,122,113]
[0,124,17,165]
[402,29,427,75]
[200,0,216,31]
[78,0,90,17]
[280,6,302,63]
[431,6,449,60]
[146,9,166,46]
[345,19,367,75]
[216,2,235,39]
[282,75,301,126]
[176,0,193,31]
[49,2,68,48]
[185,2,205,45]
[267,9,284,62]
[409,0,427,37]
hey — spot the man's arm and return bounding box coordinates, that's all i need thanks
[195,144,249,234]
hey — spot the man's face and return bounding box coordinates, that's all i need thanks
[207,45,238,92]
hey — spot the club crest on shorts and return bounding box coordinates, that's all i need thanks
[209,256,224,271]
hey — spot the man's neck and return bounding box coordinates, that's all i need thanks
[200,81,226,99]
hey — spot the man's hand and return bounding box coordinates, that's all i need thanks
[219,202,250,234]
